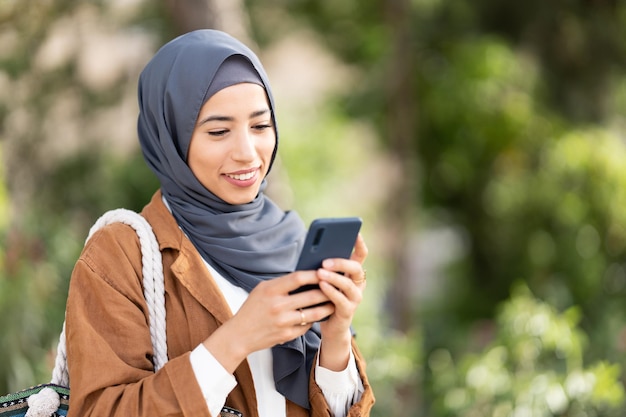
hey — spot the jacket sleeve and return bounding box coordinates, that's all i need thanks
[65,224,212,417]
[308,340,376,417]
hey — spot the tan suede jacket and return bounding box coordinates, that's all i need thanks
[65,191,375,417]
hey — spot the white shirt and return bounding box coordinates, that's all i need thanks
[189,261,364,417]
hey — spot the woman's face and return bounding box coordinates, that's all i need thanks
[188,82,276,205]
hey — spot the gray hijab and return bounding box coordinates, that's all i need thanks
[137,29,318,409]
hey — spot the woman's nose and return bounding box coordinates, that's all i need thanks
[232,129,256,161]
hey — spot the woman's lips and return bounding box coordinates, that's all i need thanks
[223,168,260,187]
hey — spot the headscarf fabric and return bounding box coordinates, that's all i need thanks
[137,29,317,409]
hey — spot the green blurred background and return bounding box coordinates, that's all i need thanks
[1,0,625,415]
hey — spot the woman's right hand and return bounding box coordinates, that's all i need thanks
[202,271,334,373]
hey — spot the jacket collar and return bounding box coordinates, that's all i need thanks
[141,190,184,251]
[141,190,233,325]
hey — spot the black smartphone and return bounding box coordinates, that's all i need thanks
[291,217,362,295]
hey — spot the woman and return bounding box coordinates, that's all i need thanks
[65,29,374,417]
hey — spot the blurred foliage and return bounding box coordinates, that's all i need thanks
[418,37,626,416]
[276,99,383,223]
[416,38,626,415]
[428,284,624,416]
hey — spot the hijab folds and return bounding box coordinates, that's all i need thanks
[137,30,318,409]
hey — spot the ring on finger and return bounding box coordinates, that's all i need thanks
[298,308,307,326]
[354,269,367,284]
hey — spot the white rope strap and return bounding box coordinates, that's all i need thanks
[50,209,168,387]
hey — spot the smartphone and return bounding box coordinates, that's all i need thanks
[291,217,362,295]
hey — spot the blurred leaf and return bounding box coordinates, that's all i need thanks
[429,284,625,416]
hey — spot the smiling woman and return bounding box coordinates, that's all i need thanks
[62,29,374,417]
[188,79,276,205]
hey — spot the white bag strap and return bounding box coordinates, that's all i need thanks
[50,209,168,387]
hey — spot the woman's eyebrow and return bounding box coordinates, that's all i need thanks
[197,109,270,127]
[197,114,232,126]
[250,109,270,119]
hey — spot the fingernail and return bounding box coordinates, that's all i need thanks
[323,259,334,268]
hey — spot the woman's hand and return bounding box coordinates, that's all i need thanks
[317,233,368,371]
[203,234,368,374]
[202,270,334,373]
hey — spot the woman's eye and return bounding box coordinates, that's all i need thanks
[208,129,228,137]
[253,124,272,131]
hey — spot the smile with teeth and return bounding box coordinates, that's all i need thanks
[226,170,256,181]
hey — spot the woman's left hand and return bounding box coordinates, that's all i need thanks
[316,233,368,371]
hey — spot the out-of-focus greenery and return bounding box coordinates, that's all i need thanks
[413,35,626,416]
[415,35,626,363]
[429,284,624,416]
